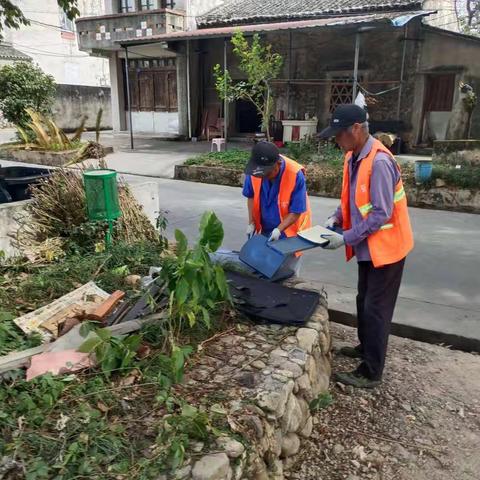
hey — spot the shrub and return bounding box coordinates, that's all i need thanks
[0,62,56,129]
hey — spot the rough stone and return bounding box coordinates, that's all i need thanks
[281,394,303,433]
[296,328,319,353]
[240,414,264,438]
[174,465,192,479]
[299,415,313,438]
[272,373,289,383]
[288,347,307,362]
[256,380,294,417]
[252,360,267,369]
[281,433,301,458]
[192,453,232,480]
[220,335,245,347]
[318,331,330,355]
[246,349,265,357]
[277,360,303,378]
[230,355,247,366]
[243,341,257,349]
[216,437,245,458]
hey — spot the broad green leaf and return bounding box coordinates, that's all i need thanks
[78,334,103,353]
[175,278,189,305]
[215,266,227,297]
[175,229,188,257]
[187,311,196,328]
[181,403,198,417]
[198,211,224,251]
[95,328,112,341]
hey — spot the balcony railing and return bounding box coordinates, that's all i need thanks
[76,9,185,51]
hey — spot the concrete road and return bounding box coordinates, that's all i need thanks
[124,175,480,344]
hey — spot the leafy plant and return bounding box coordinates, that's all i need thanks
[310,392,334,412]
[0,310,41,355]
[160,212,231,342]
[0,63,55,129]
[214,31,283,139]
[13,109,87,152]
[79,327,142,377]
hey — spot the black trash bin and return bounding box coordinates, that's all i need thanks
[0,166,51,203]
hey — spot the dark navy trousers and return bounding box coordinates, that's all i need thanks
[355,258,406,380]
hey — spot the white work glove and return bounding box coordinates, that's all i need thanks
[246,223,256,239]
[268,228,282,242]
[322,233,345,250]
[324,216,338,230]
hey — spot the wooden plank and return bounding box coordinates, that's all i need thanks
[88,290,125,322]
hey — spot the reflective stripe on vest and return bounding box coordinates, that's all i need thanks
[340,138,414,267]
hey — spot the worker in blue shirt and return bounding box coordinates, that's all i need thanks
[242,141,312,274]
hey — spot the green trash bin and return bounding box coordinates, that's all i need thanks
[83,169,121,246]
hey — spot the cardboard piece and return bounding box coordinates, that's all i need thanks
[14,282,110,341]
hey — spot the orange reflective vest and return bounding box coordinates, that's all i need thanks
[340,139,414,268]
[251,156,312,247]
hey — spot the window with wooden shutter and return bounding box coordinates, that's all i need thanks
[128,70,139,111]
[138,71,154,111]
[154,72,168,111]
[167,71,177,111]
[125,58,177,112]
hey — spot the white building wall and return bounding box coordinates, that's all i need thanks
[423,0,460,32]
[5,0,110,87]
[175,0,225,30]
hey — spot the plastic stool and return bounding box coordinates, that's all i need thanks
[211,138,226,152]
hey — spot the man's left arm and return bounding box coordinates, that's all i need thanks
[343,155,397,247]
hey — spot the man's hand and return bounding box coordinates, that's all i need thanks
[325,216,338,230]
[246,223,256,239]
[268,228,281,242]
[322,233,345,250]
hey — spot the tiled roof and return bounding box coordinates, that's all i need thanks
[0,43,31,61]
[198,0,423,26]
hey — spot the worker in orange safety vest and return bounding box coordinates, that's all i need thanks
[320,104,414,388]
[243,141,312,275]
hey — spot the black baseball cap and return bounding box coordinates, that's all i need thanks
[318,104,367,138]
[245,141,280,177]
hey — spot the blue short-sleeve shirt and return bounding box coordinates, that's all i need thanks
[242,157,307,238]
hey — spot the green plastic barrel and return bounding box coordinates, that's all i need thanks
[83,169,121,222]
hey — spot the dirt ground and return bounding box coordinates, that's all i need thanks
[286,323,480,480]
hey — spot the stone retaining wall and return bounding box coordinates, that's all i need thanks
[171,281,331,480]
[174,165,480,214]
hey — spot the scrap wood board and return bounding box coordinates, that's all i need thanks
[14,282,110,342]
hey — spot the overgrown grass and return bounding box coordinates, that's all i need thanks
[0,214,234,478]
[430,164,480,190]
[185,148,249,170]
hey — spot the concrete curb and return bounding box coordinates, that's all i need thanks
[174,164,480,214]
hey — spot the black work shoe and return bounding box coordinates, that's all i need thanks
[338,345,363,359]
[334,370,381,389]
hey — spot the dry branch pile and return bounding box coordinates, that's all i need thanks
[13,168,159,254]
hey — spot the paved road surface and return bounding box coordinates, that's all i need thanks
[124,175,480,344]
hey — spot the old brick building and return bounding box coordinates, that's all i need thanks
[78,0,480,146]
